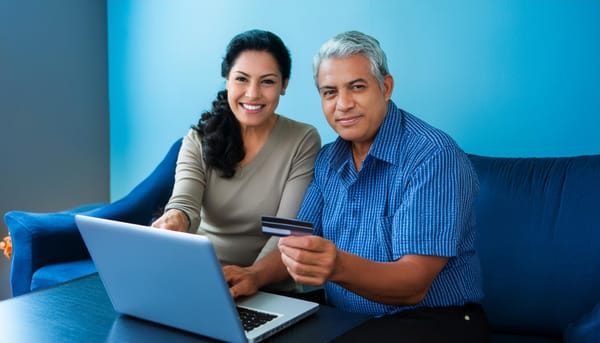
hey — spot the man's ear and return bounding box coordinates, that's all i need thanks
[383,74,394,101]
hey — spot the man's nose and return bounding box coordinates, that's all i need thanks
[336,90,354,111]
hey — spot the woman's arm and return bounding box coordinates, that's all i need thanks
[161,130,207,232]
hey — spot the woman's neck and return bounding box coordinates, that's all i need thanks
[239,114,279,167]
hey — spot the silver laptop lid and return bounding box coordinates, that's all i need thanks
[75,215,319,343]
[75,215,247,343]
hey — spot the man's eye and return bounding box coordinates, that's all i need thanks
[321,90,335,97]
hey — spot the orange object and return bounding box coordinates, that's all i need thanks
[1,235,12,259]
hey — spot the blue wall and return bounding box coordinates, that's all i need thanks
[1,0,109,299]
[108,0,600,200]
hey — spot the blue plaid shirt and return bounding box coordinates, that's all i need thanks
[297,101,484,316]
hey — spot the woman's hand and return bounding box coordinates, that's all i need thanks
[223,265,261,299]
[224,249,291,299]
[151,209,189,232]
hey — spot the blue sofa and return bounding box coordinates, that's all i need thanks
[468,154,600,343]
[4,138,182,296]
[4,140,600,342]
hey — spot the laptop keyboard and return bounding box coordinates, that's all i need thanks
[237,306,278,331]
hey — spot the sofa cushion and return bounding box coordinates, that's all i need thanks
[564,302,600,343]
[30,260,96,292]
[469,154,600,337]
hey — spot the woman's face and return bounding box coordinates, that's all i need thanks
[226,50,288,130]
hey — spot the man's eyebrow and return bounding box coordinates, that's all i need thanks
[318,78,369,91]
[318,85,336,92]
[348,78,368,85]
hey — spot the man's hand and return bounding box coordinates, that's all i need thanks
[279,235,449,306]
[151,209,189,232]
[278,235,338,286]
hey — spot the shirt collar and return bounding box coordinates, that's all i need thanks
[329,100,404,171]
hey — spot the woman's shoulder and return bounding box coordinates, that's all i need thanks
[179,128,205,158]
[276,115,320,142]
[183,127,203,144]
[277,115,321,146]
[277,115,318,133]
[271,115,321,153]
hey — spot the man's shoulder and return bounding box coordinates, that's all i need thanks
[401,110,459,151]
[383,107,469,173]
[310,140,342,175]
[375,103,461,163]
[316,139,343,160]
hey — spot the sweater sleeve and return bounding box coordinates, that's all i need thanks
[164,129,206,232]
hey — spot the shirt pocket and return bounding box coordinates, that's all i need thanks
[373,215,394,261]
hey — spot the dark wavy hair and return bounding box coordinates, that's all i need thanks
[193,29,291,178]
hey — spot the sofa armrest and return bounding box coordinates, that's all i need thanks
[5,207,103,296]
[4,138,183,296]
[564,302,600,343]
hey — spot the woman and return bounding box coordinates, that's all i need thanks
[152,30,321,276]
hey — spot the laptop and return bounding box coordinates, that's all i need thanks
[75,215,319,343]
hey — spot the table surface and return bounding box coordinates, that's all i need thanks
[0,273,370,343]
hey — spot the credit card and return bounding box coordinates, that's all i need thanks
[261,216,314,236]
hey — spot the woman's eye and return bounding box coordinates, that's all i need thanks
[262,79,276,85]
[235,77,247,82]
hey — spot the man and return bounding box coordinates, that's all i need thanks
[225,31,489,341]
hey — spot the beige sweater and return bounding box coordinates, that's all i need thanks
[165,115,321,266]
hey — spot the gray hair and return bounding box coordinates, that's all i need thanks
[313,31,389,90]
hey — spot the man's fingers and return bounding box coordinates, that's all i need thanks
[280,252,328,286]
[279,242,336,269]
[279,235,320,250]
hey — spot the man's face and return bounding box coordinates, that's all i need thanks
[317,54,393,147]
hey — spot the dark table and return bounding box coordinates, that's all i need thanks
[0,273,370,342]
